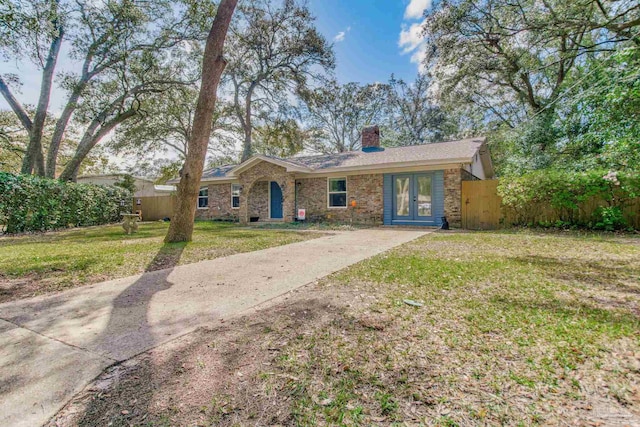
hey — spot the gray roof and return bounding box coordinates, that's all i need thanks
[201,164,237,180]
[290,137,486,170]
[175,137,488,183]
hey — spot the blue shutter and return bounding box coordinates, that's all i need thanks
[383,174,392,225]
[432,170,445,226]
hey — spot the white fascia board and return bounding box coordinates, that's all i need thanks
[229,155,311,175]
[297,158,473,176]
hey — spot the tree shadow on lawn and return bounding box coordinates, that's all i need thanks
[72,242,186,426]
[68,295,342,427]
[488,228,640,243]
[490,295,640,330]
[510,255,640,295]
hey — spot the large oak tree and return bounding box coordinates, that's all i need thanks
[422,0,639,127]
[385,73,458,145]
[165,0,238,243]
[224,0,334,162]
[0,0,212,179]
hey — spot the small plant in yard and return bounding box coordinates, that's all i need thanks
[594,205,628,231]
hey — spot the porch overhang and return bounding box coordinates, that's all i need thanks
[229,155,311,176]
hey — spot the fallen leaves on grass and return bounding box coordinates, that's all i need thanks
[49,231,640,426]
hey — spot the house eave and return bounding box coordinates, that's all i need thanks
[169,158,477,184]
[297,158,474,175]
[201,177,240,184]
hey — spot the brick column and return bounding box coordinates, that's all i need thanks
[444,168,462,227]
[238,186,249,224]
[281,176,296,222]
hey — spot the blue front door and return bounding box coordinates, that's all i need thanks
[392,173,433,222]
[270,181,283,219]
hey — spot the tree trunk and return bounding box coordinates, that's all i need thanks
[59,109,137,182]
[241,124,252,161]
[240,82,257,162]
[46,85,84,177]
[0,77,33,132]
[165,0,238,243]
[21,5,63,175]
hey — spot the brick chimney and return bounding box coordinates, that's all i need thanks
[361,125,381,152]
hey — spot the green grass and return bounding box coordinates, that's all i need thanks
[262,231,640,425]
[251,221,367,231]
[0,221,319,302]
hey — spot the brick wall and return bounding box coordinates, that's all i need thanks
[248,181,268,219]
[296,174,384,224]
[444,167,476,227]
[361,125,380,149]
[238,161,296,223]
[444,169,462,227]
[195,166,467,227]
[195,183,238,220]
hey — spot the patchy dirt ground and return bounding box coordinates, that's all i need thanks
[50,231,640,426]
[49,285,357,427]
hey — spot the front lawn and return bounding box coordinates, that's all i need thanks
[52,231,640,426]
[0,221,320,303]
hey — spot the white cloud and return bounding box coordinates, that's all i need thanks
[333,26,351,43]
[399,0,431,72]
[398,21,424,53]
[410,43,428,72]
[399,19,428,71]
[404,0,432,20]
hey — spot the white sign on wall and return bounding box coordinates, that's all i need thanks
[297,208,306,220]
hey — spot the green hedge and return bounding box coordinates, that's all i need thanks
[0,172,131,234]
[498,169,640,230]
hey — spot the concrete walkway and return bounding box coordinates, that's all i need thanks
[0,228,426,427]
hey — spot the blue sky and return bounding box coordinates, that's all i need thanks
[0,0,430,111]
[308,0,427,84]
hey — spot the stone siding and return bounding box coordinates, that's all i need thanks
[195,183,238,221]
[296,174,384,224]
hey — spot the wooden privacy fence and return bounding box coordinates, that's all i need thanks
[462,180,640,230]
[132,196,175,221]
[461,180,502,230]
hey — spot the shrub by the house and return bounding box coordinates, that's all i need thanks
[0,172,131,234]
[498,170,640,230]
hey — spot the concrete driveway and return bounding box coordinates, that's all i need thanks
[0,228,427,427]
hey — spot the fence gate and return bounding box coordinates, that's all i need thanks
[461,180,502,230]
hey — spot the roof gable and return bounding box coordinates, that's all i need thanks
[229,155,311,175]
